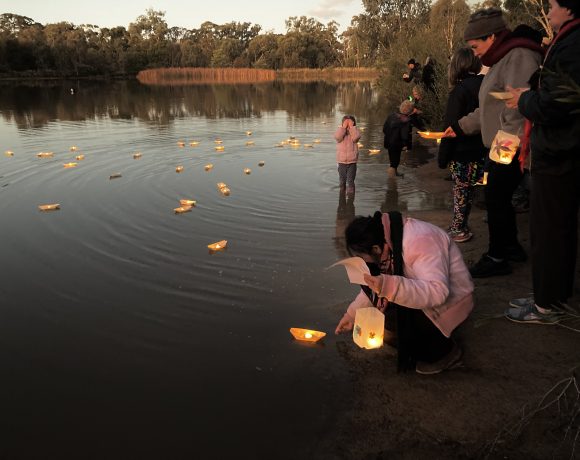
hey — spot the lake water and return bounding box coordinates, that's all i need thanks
[0,79,442,458]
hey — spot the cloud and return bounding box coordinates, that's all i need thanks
[308,0,356,20]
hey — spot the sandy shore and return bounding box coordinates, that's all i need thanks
[316,145,580,460]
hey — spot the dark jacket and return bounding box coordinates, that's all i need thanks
[383,112,412,150]
[403,64,422,83]
[438,74,487,168]
[422,62,436,92]
[518,19,580,176]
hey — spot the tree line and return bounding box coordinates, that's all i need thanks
[0,0,549,78]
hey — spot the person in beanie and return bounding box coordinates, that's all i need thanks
[504,0,580,324]
[403,58,422,83]
[383,100,415,177]
[443,8,543,278]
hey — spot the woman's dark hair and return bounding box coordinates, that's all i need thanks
[345,211,385,255]
[448,47,482,88]
[556,0,579,18]
[342,115,356,125]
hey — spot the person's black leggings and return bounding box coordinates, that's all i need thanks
[387,146,403,169]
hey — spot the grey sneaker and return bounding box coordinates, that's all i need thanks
[416,343,463,375]
[509,296,534,309]
[505,304,561,325]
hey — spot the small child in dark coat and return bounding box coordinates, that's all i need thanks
[383,100,415,177]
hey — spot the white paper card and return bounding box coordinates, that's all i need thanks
[329,257,371,285]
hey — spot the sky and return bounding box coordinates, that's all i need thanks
[0,0,365,33]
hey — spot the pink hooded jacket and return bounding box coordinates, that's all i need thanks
[334,126,361,164]
[345,214,474,337]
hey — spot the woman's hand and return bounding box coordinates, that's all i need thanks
[363,273,382,294]
[505,85,528,109]
[335,313,354,334]
[443,126,456,138]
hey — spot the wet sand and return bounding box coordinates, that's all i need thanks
[315,142,580,460]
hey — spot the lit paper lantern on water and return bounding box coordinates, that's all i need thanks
[63,162,77,168]
[75,154,85,161]
[179,199,196,207]
[243,168,251,175]
[215,145,225,152]
[245,130,253,136]
[190,141,200,147]
[353,307,384,349]
[258,161,265,167]
[133,152,142,159]
[38,203,60,211]
[417,131,445,140]
[205,164,214,171]
[37,152,53,158]
[368,149,380,154]
[289,328,326,343]
[177,140,185,147]
[175,165,184,173]
[208,240,227,251]
[174,205,192,214]
[5,150,14,156]
[70,146,78,151]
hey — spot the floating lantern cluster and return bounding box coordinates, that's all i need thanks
[217,182,231,196]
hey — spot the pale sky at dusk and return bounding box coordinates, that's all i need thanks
[1,0,365,33]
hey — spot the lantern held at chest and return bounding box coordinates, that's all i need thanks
[353,307,384,349]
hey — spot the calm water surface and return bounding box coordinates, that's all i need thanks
[0,80,444,458]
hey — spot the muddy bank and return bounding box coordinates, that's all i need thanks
[316,142,580,460]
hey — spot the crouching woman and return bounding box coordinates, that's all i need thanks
[335,211,474,374]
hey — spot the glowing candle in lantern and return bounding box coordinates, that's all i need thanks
[63,162,77,168]
[289,328,326,343]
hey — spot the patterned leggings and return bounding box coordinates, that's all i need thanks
[449,160,483,232]
[338,163,357,188]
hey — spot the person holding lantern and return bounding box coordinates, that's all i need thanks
[334,211,474,374]
[503,0,580,324]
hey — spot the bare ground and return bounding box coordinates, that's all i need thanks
[317,153,580,460]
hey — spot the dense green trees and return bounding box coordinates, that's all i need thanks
[0,1,554,77]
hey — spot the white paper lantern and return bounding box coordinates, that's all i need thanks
[353,307,384,349]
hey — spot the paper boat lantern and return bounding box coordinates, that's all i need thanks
[174,205,192,214]
[75,154,85,161]
[214,139,223,144]
[245,130,253,135]
[304,144,313,148]
[204,164,214,171]
[275,143,284,148]
[208,240,227,251]
[216,182,227,190]
[63,162,77,168]
[489,91,513,100]
[258,161,265,167]
[246,141,255,146]
[353,307,384,349]
[289,328,326,343]
[177,140,185,147]
[418,131,445,140]
[368,149,380,154]
[215,145,225,151]
[5,150,14,156]
[38,203,60,211]
[190,141,200,146]
[70,146,78,151]
[36,152,54,158]
[313,139,321,143]
[175,165,184,173]
[133,153,142,159]
[243,168,251,175]
[109,173,122,179]
[179,199,196,207]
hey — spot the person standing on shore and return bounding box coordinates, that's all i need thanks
[504,0,580,324]
[334,115,361,197]
[443,8,543,278]
[334,211,474,374]
[403,59,422,84]
[438,47,487,243]
[383,100,415,178]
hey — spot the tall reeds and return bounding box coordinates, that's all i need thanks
[276,67,379,82]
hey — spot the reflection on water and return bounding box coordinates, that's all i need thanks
[0,79,446,458]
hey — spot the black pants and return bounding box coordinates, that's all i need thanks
[531,169,580,307]
[387,146,402,169]
[485,156,523,259]
[386,306,454,363]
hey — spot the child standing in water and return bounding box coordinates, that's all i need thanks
[334,115,361,196]
[382,100,415,177]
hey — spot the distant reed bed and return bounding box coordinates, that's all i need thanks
[137,67,379,85]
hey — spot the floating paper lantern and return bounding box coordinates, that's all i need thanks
[175,165,184,173]
[36,152,54,158]
[368,149,380,154]
[215,145,225,151]
[179,199,196,207]
[214,139,223,144]
[357,142,364,148]
[174,205,192,214]
[258,161,265,167]
[75,154,85,161]
[219,186,231,196]
[417,131,445,140]
[304,144,313,148]
[216,182,227,190]
[313,139,321,144]
[38,203,60,211]
[63,162,77,168]
[208,240,227,251]
[190,141,200,146]
[275,143,284,148]
[245,130,252,136]
[109,173,122,179]
[177,140,185,147]
[5,150,14,156]
[70,146,78,151]
[244,168,251,175]
[205,164,214,171]
[133,153,142,159]
[353,307,384,350]
[289,328,326,343]
[246,141,255,146]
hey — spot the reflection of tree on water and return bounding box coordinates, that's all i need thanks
[381,177,408,214]
[334,188,356,259]
[0,80,377,130]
